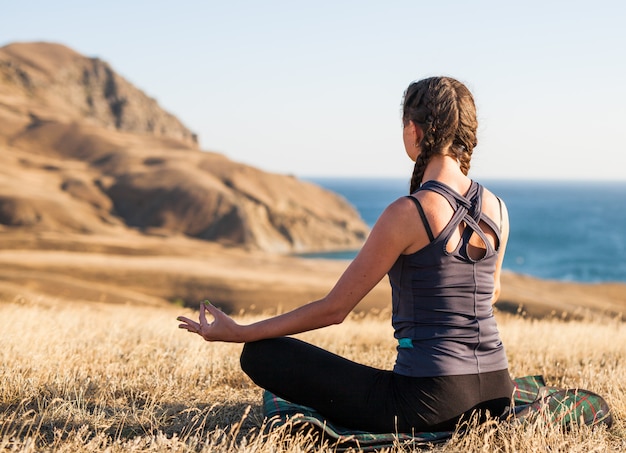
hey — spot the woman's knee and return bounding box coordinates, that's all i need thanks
[240,338,287,377]
[240,341,260,375]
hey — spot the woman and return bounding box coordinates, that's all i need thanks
[177,76,514,433]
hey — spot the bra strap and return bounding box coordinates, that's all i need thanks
[406,196,435,242]
[496,196,503,232]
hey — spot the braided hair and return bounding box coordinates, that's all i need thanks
[402,77,478,194]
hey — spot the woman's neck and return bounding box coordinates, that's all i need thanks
[421,154,470,193]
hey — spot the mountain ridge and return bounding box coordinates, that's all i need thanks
[0,41,199,147]
[0,41,369,253]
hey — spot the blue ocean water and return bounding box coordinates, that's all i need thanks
[303,177,626,284]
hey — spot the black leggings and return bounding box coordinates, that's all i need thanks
[240,337,514,433]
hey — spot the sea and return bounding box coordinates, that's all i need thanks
[302,177,626,284]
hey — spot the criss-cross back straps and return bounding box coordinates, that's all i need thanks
[415,180,498,256]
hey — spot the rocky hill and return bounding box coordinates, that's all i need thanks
[0,42,369,253]
[0,42,198,147]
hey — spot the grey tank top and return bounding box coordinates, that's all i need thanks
[389,180,509,377]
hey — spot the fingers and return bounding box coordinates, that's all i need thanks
[176,300,218,335]
[176,315,194,326]
[176,315,199,332]
[203,300,222,318]
[199,301,209,326]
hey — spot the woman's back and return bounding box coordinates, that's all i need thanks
[389,180,509,377]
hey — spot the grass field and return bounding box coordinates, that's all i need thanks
[1,299,624,452]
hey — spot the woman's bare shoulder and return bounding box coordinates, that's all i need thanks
[480,184,509,226]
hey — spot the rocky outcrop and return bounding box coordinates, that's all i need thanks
[0,42,369,253]
[0,42,198,148]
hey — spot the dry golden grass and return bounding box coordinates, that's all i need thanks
[1,298,624,452]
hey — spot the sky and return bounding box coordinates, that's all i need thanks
[2,1,625,181]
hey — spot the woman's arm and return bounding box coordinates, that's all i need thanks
[492,199,510,303]
[177,197,421,343]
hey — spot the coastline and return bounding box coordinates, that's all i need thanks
[307,177,626,285]
[0,231,624,321]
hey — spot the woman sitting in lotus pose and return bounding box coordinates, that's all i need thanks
[177,76,514,433]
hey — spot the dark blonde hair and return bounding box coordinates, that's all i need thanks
[402,77,478,193]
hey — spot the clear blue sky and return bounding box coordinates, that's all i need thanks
[3,1,625,181]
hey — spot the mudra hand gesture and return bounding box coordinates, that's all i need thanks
[177,301,241,342]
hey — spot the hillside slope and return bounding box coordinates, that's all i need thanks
[0,42,369,253]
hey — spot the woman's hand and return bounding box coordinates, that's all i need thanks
[177,301,243,343]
